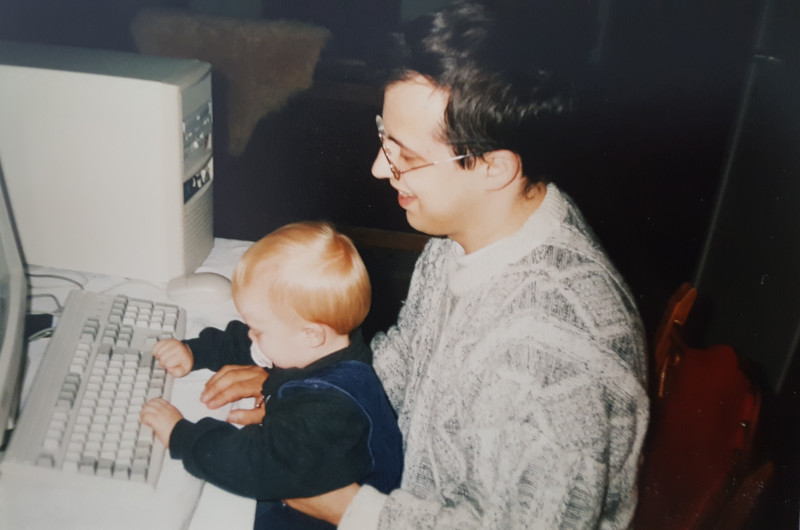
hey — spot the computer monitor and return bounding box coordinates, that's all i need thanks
[0,159,28,443]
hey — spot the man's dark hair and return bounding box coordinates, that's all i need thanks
[388,0,591,187]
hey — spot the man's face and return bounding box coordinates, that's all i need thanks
[372,75,485,244]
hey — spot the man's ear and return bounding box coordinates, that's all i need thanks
[483,149,522,191]
[303,323,326,348]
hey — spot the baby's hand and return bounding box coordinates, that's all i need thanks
[152,338,193,377]
[140,398,183,448]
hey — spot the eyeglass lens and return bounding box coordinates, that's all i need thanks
[376,115,402,179]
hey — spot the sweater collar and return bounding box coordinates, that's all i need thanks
[446,183,567,295]
[262,328,371,396]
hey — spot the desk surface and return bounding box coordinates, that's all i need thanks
[3,238,256,530]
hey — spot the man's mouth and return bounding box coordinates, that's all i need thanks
[397,189,415,208]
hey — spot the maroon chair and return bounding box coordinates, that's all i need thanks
[634,283,772,529]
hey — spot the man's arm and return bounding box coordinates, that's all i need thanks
[370,239,442,411]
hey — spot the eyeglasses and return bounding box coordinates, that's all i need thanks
[376,115,484,180]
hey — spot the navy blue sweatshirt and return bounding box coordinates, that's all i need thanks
[169,322,402,502]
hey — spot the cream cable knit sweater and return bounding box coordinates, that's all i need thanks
[340,185,649,530]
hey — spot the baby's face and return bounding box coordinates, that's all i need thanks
[234,290,316,369]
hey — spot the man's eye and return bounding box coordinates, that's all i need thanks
[398,151,418,164]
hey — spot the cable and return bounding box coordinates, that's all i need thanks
[98,279,165,295]
[26,272,85,290]
[27,327,54,342]
[28,293,64,315]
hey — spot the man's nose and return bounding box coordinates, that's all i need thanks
[371,149,392,180]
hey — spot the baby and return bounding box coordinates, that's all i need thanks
[140,221,402,530]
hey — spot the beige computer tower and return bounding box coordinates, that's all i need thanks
[0,41,214,282]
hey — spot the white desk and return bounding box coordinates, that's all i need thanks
[0,238,256,530]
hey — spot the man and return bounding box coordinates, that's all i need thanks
[204,1,649,528]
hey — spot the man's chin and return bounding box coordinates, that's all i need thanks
[405,215,445,239]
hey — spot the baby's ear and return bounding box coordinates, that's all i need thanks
[303,322,326,348]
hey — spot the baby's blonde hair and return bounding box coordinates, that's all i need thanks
[232,221,370,335]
